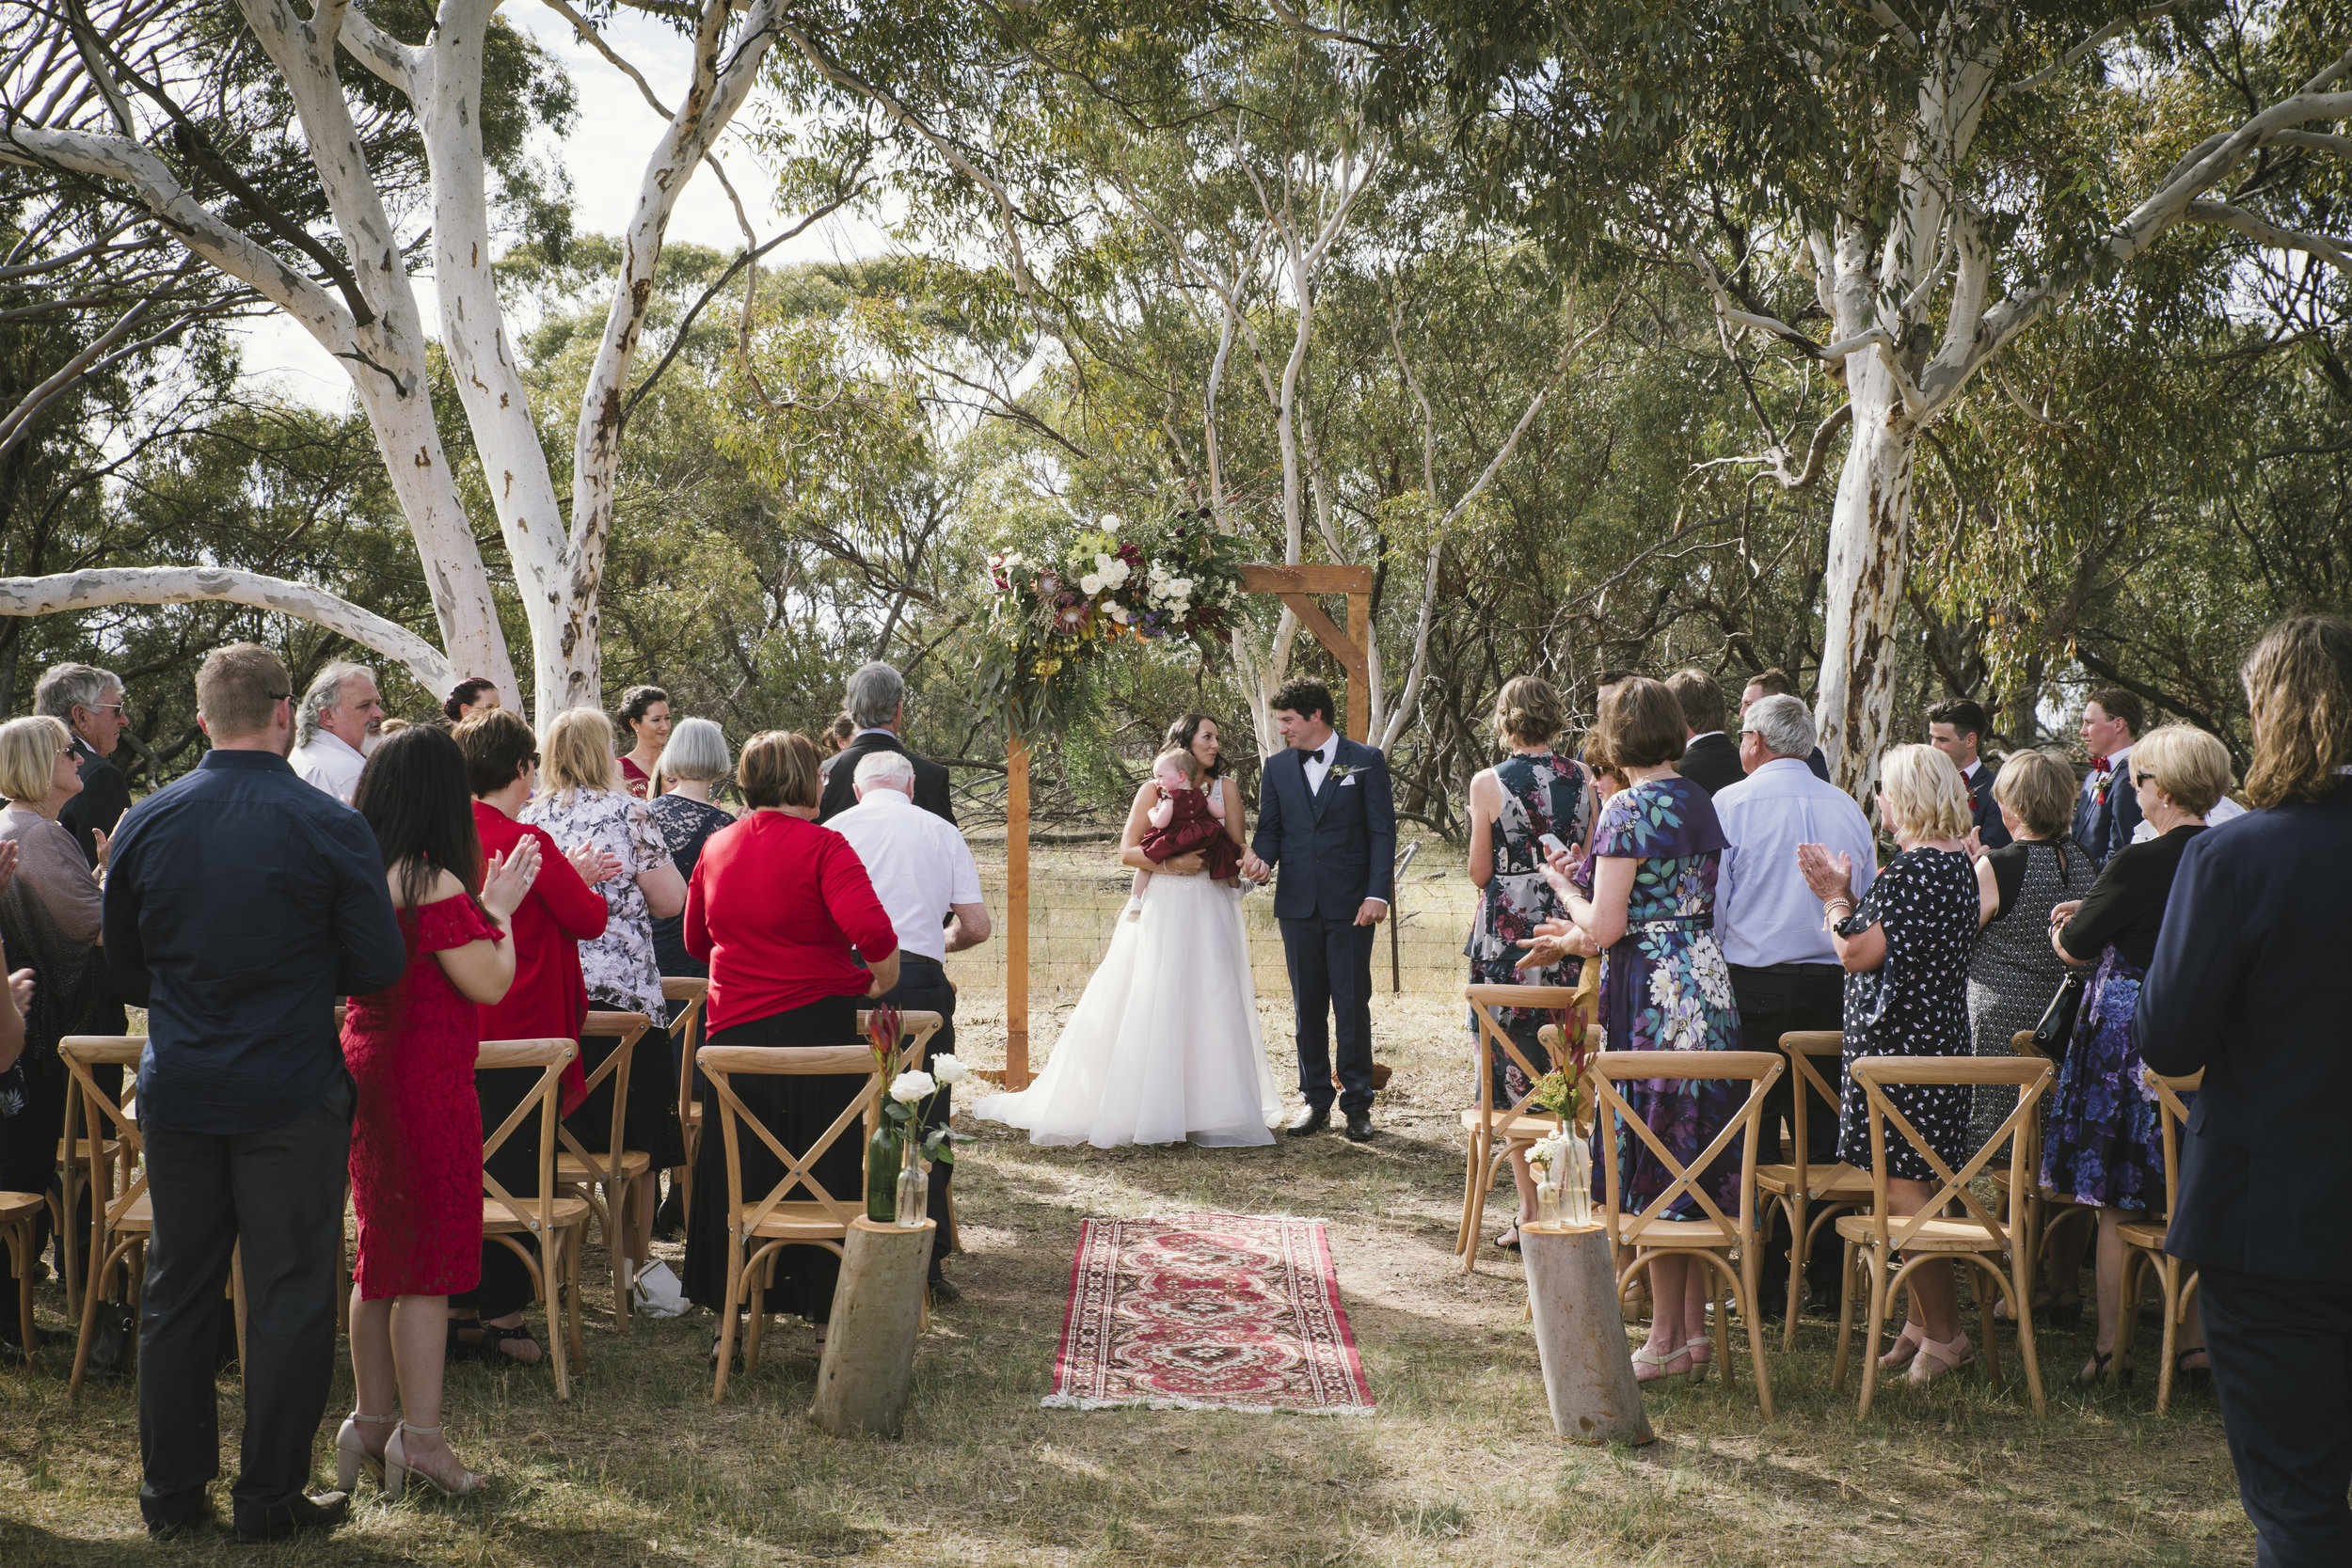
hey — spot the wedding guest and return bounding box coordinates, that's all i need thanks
[338,728,536,1498]
[1740,668,1831,780]
[0,715,121,1323]
[522,709,686,1319]
[815,712,857,785]
[103,643,406,1540]
[649,718,733,1238]
[2139,614,2352,1567]
[1799,743,1979,1385]
[2072,689,2145,866]
[1667,669,1742,796]
[1965,751,2094,1159]
[818,663,955,823]
[1580,733,1625,826]
[829,748,991,1299]
[439,677,501,727]
[1711,692,1874,1307]
[681,732,900,1359]
[1539,676,1740,1383]
[453,709,613,1366]
[2043,722,2227,1386]
[288,662,384,806]
[615,685,670,799]
[1462,675,1593,1251]
[35,662,133,866]
[1928,698,2010,850]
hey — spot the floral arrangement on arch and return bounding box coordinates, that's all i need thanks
[977,506,1248,731]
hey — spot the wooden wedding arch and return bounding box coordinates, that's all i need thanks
[994,562,1373,1088]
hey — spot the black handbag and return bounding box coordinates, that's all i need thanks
[2031,972,2085,1062]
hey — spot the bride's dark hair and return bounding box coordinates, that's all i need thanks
[1163,712,1225,779]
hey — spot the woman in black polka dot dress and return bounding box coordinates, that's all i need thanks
[1800,743,1982,1385]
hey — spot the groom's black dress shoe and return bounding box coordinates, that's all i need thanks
[1343,1112,1375,1143]
[1286,1107,1330,1137]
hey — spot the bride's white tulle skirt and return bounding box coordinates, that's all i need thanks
[972,870,1283,1148]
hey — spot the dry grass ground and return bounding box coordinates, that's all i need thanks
[1,846,2252,1566]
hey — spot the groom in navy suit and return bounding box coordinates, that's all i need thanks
[1248,678,1395,1142]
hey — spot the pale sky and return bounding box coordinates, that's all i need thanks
[238,7,886,407]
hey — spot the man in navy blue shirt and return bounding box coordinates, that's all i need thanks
[103,644,405,1541]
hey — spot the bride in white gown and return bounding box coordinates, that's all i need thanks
[974,714,1284,1148]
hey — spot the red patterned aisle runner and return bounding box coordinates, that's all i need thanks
[1044,1212,1375,1416]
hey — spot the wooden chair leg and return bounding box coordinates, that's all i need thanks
[565,1230,587,1368]
[1735,1246,1772,1418]
[745,1255,769,1371]
[612,1177,634,1334]
[1857,1250,1889,1418]
[1781,1196,1805,1351]
[545,1236,571,1402]
[712,1239,743,1402]
[1456,1130,1491,1275]
[2011,1248,2047,1415]
[1832,1238,1859,1392]
[1976,1259,2005,1395]
[9,1226,31,1368]
[2153,1258,2181,1415]
[2110,1252,2140,1389]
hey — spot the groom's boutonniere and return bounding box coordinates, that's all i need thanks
[1327,762,1356,784]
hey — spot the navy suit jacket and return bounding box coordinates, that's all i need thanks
[1250,737,1396,922]
[2137,793,2352,1283]
[1964,760,2011,849]
[2071,761,2141,865]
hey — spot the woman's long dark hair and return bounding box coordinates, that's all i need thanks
[354,725,485,910]
[1164,711,1226,779]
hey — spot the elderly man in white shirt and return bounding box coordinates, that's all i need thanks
[829,748,991,1299]
[286,662,384,804]
[1712,695,1880,1311]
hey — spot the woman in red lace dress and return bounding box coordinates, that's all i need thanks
[336,727,540,1497]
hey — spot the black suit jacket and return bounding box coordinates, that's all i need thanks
[59,739,133,867]
[1964,761,2011,849]
[1249,738,1397,921]
[2137,794,2352,1283]
[818,731,955,826]
[1677,732,1744,798]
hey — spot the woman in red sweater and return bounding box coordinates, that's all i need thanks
[451,709,617,1366]
[680,730,898,1357]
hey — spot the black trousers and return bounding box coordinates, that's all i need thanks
[1727,962,1845,1166]
[873,956,956,1271]
[136,1078,352,1528]
[1280,914,1376,1115]
[2202,1264,2352,1567]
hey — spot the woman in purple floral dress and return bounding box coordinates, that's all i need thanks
[1539,677,1740,1383]
[1465,675,1594,1249]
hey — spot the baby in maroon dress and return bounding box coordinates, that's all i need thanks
[1131,747,1240,911]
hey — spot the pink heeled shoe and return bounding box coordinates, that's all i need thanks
[333,1411,394,1491]
[1907,1331,1977,1384]
[1877,1320,1926,1372]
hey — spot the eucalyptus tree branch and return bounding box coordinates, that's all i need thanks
[1995,2,2183,97]
[2184,199,2352,276]
[0,252,201,457]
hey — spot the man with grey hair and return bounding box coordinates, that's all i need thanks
[817,660,955,824]
[1712,691,1880,1309]
[35,660,133,864]
[827,746,990,1299]
[287,662,383,805]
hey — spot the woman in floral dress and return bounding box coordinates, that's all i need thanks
[522,708,688,1313]
[1536,676,1740,1383]
[1464,675,1594,1249]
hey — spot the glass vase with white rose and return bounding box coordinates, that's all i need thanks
[884,1054,976,1227]
[1526,1130,1594,1227]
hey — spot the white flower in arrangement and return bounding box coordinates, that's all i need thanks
[1095,554,1131,587]
[930,1054,971,1085]
[1148,561,1169,581]
[1107,604,1132,624]
[1528,1131,1573,1170]
[1080,573,1104,595]
[1170,577,1193,596]
[889,1070,938,1103]
[1101,514,1123,531]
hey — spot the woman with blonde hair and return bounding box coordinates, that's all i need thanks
[1464,674,1596,1250]
[521,707,690,1315]
[1799,742,1981,1383]
[2042,721,2231,1386]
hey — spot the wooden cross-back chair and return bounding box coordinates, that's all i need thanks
[477,1037,593,1400]
[52,1055,126,1324]
[1588,1050,1787,1417]
[1753,1031,1877,1348]
[700,1008,941,1401]
[1456,982,1590,1275]
[666,977,709,1226]
[1997,1029,2094,1298]
[553,1010,654,1329]
[1,1188,40,1367]
[1833,1054,2054,1418]
[2115,1066,2204,1412]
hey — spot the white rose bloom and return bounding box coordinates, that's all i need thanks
[930,1053,970,1085]
[1103,515,1123,531]
[1080,573,1103,595]
[1108,605,1131,623]
[889,1070,937,1103]
[1103,559,1130,586]
[1171,578,1193,595]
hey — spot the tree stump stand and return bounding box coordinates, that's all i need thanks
[1521,1222,1655,1445]
[811,1217,935,1438]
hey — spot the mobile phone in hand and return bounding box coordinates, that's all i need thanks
[1538,832,1570,860]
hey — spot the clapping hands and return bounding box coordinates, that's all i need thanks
[480,838,543,922]
[566,838,623,886]
[8,968,32,1015]
[1795,842,1855,906]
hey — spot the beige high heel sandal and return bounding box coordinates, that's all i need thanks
[384,1422,489,1497]
[334,1411,395,1491]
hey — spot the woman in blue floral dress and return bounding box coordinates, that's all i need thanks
[1465,675,1595,1249]
[2044,724,2226,1386]
[1538,677,1740,1383]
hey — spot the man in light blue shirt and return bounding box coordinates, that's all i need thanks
[1713,694,1879,1160]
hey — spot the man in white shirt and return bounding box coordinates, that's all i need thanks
[286,662,383,804]
[1712,694,1879,1307]
[829,749,991,1299]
